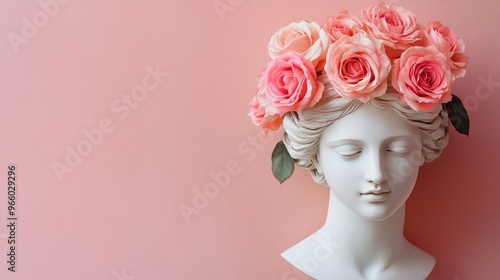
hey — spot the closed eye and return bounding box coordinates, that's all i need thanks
[334,146,363,158]
[338,150,362,158]
[386,147,409,154]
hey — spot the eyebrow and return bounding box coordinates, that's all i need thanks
[325,135,418,148]
[382,135,419,145]
[325,139,364,148]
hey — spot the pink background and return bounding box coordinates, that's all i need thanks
[0,0,499,279]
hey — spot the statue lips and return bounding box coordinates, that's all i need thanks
[361,189,391,195]
[360,189,391,202]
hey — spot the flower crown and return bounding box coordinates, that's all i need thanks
[248,2,470,183]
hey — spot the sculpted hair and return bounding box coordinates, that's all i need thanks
[282,75,450,185]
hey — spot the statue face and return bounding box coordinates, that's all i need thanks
[317,103,423,220]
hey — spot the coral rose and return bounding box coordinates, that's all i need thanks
[268,21,331,71]
[324,33,391,102]
[248,95,283,133]
[425,21,468,79]
[322,10,364,42]
[362,2,422,51]
[258,52,324,115]
[391,45,453,112]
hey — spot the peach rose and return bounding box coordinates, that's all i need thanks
[268,21,331,71]
[322,10,364,42]
[324,33,391,102]
[248,95,283,132]
[425,21,468,79]
[258,52,324,115]
[391,45,453,112]
[362,2,422,51]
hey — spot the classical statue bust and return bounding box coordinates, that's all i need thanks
[247,2,469,279]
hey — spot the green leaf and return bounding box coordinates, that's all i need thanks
[445,94,470,136]
[271,141,295,184]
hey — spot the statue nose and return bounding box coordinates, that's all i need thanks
[364,150,388,185]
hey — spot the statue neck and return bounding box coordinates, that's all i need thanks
[281,190,435,279]
[319,190,406,273]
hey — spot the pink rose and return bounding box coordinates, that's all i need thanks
[324,33,391,102]
[425,21,468,79]
[362,2,422,51]
[322,10,364,42]
[391,45,453,112]
[248,95,283,132]
[268,21,331,71]
[258,52,324,115]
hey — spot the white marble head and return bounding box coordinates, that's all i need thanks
[317,103,422,220]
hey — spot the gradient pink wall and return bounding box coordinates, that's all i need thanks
[0,0,499,279]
